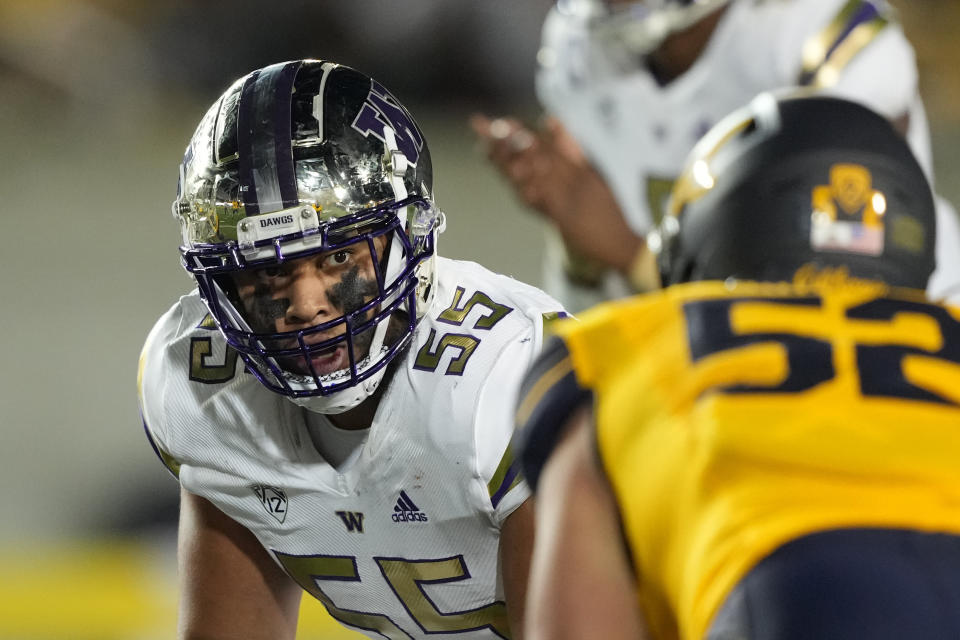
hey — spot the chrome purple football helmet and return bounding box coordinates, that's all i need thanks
[173,60,443,413]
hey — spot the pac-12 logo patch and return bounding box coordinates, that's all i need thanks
[252,484,288,524]
[351,80,424,165]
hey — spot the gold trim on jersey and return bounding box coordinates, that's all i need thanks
[275,552,511,636]
[136,345,149,405]
[154,443,182,478]
[668,116,754,218]
[800,0,891,88]
[514,355,574,428]
[488,445,523,504]
[541,310,576,345]
[792,264,888,295]
[541,310,570,328]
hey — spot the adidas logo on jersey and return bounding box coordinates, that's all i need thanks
[391,490,428,523]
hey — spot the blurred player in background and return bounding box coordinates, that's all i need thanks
[138,59,565,639]
[513,93,960,639]
[473,0,960,312]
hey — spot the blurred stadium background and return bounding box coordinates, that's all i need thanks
[0,1,956,637]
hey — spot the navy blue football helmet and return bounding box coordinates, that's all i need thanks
[654,92,936,290]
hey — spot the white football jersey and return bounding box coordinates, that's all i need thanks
[137,257,566,639]
[536,0,960,308]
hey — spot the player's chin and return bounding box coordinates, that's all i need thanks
[279,312,408,377]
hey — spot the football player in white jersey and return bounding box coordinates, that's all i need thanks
[137,59,565,639]
[472,0,960,311]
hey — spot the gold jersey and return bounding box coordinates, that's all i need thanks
[545,273,960,640]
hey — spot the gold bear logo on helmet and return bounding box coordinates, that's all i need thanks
[810,163,886,256]
[812,164,886,228]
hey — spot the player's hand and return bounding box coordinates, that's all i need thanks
[470,114,645,276]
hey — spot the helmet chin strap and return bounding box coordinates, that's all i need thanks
[291,382,379,414]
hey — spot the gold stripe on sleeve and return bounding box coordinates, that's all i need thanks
[155,444,182,478]
[487,446,523,502]
[514,356,574,428]
[800,0,890,87]
[809,16,889,88]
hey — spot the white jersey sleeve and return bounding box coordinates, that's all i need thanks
[137,291,286,487]
[460,263,569,522]
[137,302,181,477]
[137,292,202,479]
[414,257,570,525]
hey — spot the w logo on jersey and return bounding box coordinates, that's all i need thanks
[352,81,423,165]
[252,484,287,524]
[391,490,428,523]
[335,510,365,533]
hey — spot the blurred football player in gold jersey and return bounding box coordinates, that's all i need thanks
[514,93,960,640]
